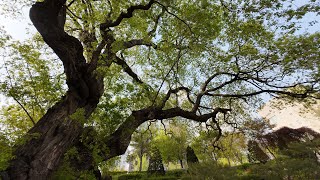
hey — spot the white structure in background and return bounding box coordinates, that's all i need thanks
[259,100,320,133]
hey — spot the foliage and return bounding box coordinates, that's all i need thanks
[186,161,247,180]
[187,139,320,179]
[0,35,65,141]
[154,121,190,166]
[248,126,320,163]
[112,170,187,180]
[249,140,320,179]
[0,133,13,171]
[247,140,270,163]
[100,156,122,174]
[192,130,247,166]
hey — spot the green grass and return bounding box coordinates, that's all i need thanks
[108,169,187,180]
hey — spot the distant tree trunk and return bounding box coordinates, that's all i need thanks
[139,150,143,172]
[226,157,231,167]
[234,152,243,164]
[179,159,184,169]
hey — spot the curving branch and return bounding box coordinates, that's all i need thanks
[205,89,318,99]
[100,0,156,30]
[7,1,105,178]
[154,1,193,34]
[200,72,237,92]
[148,7,165,36]
[160,86,191,109]
[123,39,157,49]
[88,39,107,72]
[192,72,239,112]
[114,55,143,84]
[103,106,231,160]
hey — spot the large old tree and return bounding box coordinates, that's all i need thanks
[0,0,319,179]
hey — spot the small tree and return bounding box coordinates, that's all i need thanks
[186,146,199,166]
[147,145,165,175]
[247,140,270,163]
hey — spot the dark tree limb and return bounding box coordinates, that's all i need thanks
[100,0,156,30]
[154,1,193,34]
[160,86,191,109]
[148,7,165,36]
[103,106,231,160]
[205,89,317,99]
[114,55,143,84]
[123,39,157,49]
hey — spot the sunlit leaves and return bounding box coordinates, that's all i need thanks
[0,133,13,171]
[0,35,65,140]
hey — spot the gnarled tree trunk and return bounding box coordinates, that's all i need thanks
[5,0,104,179]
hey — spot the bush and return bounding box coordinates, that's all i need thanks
[165,169,186,177]
[146,176,177,180]
[117,173,143,180]
[186,161,238,179]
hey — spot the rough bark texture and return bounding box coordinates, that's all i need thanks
[5,0,104,179]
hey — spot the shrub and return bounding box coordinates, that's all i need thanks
[165,169,186,177]
[117,173,143,180]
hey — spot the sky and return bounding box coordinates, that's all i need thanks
[0,6,34,41]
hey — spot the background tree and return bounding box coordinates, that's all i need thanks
[186,146,199,166]
[130,125,152,172]
[147,145,165,175]
[154,120,190,169]
[218,132,247,166]
[248,127,320,162]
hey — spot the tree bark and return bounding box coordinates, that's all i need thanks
[179,159,184,169]
[5,0,104,179]
[139,151,143,172]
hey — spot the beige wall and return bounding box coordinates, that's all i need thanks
[259,100,320,132]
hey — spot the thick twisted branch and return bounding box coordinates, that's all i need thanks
[103,106,231,160]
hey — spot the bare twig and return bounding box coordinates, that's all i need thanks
[152,48,184,106]
[3,60,35,125]
[154,1,193,34]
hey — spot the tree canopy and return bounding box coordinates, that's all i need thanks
[0,0,319,179]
